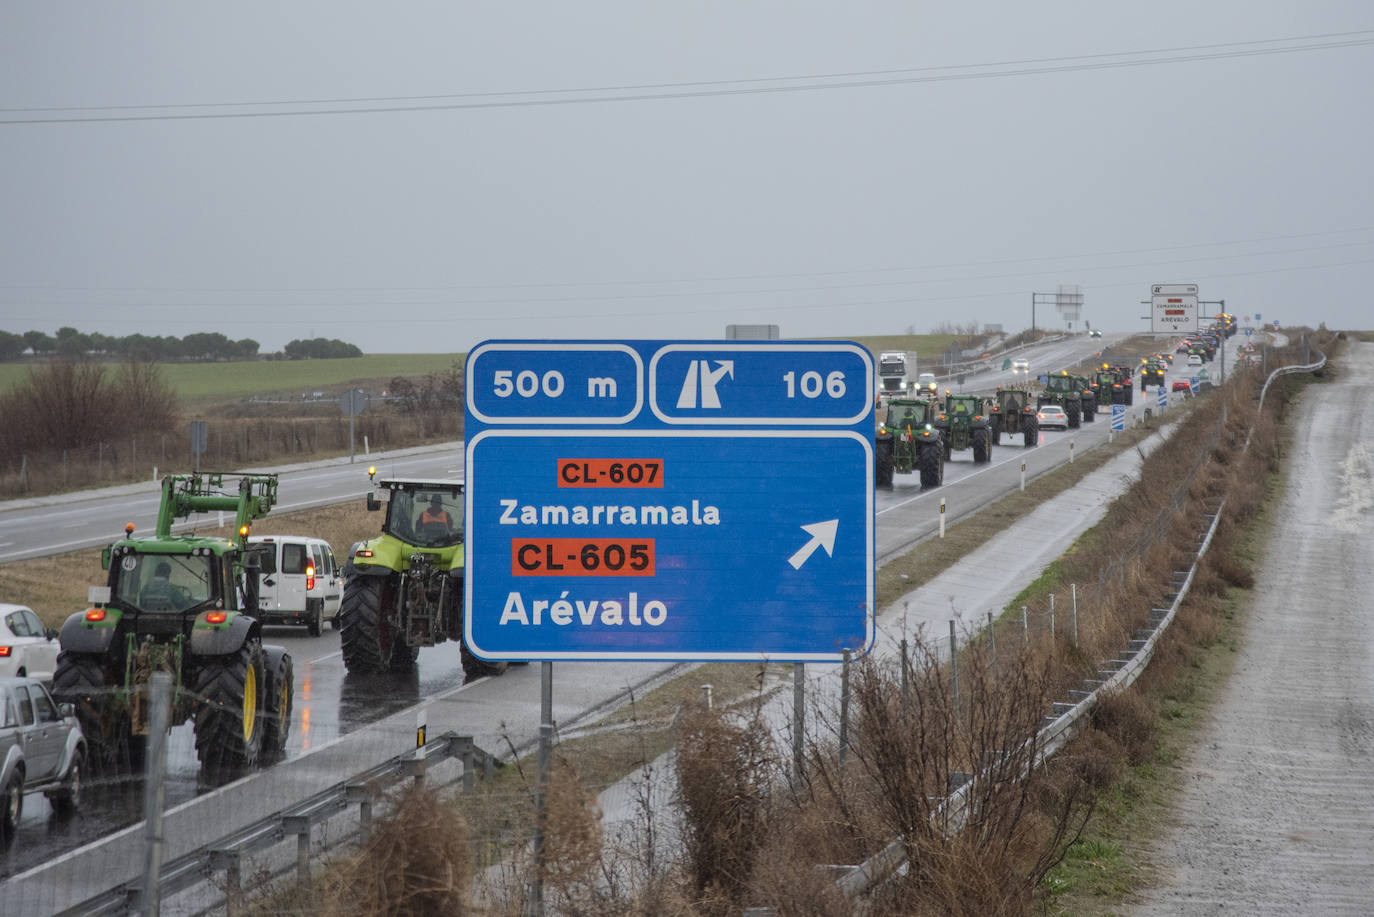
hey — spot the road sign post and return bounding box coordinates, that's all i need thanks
[464,341,876,662]
[339,390,366,463]
[1111,404,1126,435]
[1150,283,1199,334]
[190,420,207,473]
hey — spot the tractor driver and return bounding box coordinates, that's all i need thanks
[140,561,186,610]
[418,495,453,533]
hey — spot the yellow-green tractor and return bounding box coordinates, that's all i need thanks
[340,472,507,682]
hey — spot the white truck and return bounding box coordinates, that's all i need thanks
[876,351,919,398]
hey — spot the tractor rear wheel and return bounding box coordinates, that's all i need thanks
[53,650,143,775]
[1067,402,1081,428]
[875,437,895,488]
[972,428,990,464]
[918,442,944,488]
[1082,396,1097,421]
[339,576,416,674]
[193,640,267,780]
[1021,414,1039,447]
[461,643,509,683]
[261,647,293,763]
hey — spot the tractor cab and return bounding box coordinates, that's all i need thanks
[367,476,465,550]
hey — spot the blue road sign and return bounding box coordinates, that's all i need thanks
[1111,404,1126,431]
[1157,387,1167,409]
[1245,327,1253,337]
[463,341,876,663]
[1255,312,1262,321]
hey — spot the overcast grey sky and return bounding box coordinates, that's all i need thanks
[2,2,1371,354]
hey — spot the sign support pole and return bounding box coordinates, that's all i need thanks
[793,663,806,780]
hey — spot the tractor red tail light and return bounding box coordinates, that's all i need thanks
[306,563,316,591]
[205,611,228,625]
[84,608,107,623]
[355,549,374,559]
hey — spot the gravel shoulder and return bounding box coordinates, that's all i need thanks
[1127,341,1374,915]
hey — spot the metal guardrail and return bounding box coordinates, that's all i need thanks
[60,731,499,917]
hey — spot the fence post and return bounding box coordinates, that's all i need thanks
[900,637,910,702]
[140,672,172,916]
[1021,605,1028,644]
[1072,584,1079,646]
[987,611,996,667]
[1049,593,1056,637]
[949,620,958,713]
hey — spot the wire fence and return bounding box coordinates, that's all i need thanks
[0,410,464,498]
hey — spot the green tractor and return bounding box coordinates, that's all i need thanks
[340,473,506,682]
[1139,359,1167,390]
[1093,365,1127,407]
[1037,371,1088,428]
[53,473,293,780]
[989,386,1039,448]
[875,396,945,489]
[932,393,993,463]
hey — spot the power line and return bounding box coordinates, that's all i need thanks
[3,30,1371,125]
[4,255,1370,327]
[2,227,1371,297]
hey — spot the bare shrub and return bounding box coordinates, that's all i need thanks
[745,805,863,917]
[539,760,607,914]
[326,783,472,916]
[1089,689,1155,766]
[112,357,177,430]
[676,702,778,905]
[836,641,1093,915]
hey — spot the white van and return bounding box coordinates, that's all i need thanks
[248,536,342,636]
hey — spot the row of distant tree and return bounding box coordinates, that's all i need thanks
[0,328,362,362]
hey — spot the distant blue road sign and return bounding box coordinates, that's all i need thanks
[1273,320,1280,329]
[1111,404,1126,431]
[1245,327,1253,337]
[463,341,876,662]
[1255,313,1263,321]
[1157,387,1167,409]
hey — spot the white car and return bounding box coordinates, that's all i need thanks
[0,604,59,683]
[1035,405,1069,430]
[1012,358,1030,374]
[1186,353,1203,367]
[916,372,938,392]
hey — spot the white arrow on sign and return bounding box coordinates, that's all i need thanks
[788,519,838,570]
